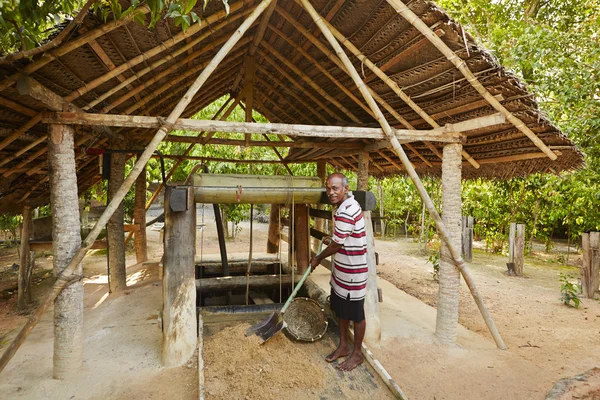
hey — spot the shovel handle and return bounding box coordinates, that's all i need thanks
[281,266,312,314]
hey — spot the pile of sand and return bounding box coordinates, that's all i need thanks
[203,324,325,400]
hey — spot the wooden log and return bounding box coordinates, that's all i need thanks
[581,232,600,298]
[309,207,333,220]
[301,0,506,350]
[462,216,474,263]
[294,204,310,273]
[44,112,465,143]
[0,0,275,373]
[266,204,281,254]
[196,274,299,292]
[163,186,197,367]
[192,174,323,204]
[18,206,32,310]
[107,145,127,293]
[134,164,148,263]
[514,224,525,276]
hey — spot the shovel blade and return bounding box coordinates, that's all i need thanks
[246,311,284,343]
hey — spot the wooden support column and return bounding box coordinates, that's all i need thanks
[134,163,148,263]
[47,124,83,379]
[357,152,382,344]
[435,143,462,344]
[508,222,525,276]
[462,216,474,263]
[313,160,327,253]
[18,206,32,309]
[163,186,197,367]
[294,204,310,273]
[266,204,281,254]
[107,146,127,293]
[581,232,600,299]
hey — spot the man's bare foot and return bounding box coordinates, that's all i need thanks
[336,352,364,371]
[325,346,349,363]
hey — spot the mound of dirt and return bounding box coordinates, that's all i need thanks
[203,324,325,400]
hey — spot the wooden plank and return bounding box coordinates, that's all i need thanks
[44,112,466,143]
[266,204,281,254]
[163,186,197,367]
[294,204,310,273]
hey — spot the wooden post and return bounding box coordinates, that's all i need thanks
[18,206,32,310]
[107,147,127,293]
[509,223,525,276]
[462,216,474,262]
[313,160,327,252]
[581,232,600,298]
[294,204,310,273]
[163,186,197,367]
[266,204,281,254]
[134,163,148,263]
[435,143,462,344]
[358,152,382,344]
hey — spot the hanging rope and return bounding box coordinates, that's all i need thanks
[245,204,254,305]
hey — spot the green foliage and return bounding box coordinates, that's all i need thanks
[0,0,227,54]
[559,273,581,308]
[0,214,22,245]
[428,251,440,281]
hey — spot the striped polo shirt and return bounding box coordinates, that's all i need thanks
[330,195,368,301]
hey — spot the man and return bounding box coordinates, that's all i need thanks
[310,172,367,371]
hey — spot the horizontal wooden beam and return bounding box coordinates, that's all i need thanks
[44,112,473,143]
[364,113,506,152]
[146,135,364,149]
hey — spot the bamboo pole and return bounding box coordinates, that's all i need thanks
[300,0,507,350]
[0,6,151,93]
[0,0,276,374]
[385,0,556,161]
[272,7,434,167]
[285,4,482,168]
[91,8,251,111]
[63,4,244,103]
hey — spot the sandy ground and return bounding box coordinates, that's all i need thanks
[0,204,599,399]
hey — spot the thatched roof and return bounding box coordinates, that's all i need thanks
[0,0,584,213]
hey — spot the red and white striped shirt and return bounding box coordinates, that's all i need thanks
[330,195,368,301]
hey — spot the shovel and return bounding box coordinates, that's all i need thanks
[246,266,312,343]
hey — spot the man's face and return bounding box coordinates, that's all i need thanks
[326,176,348,206]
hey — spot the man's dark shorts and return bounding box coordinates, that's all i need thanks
[330,288,365,323]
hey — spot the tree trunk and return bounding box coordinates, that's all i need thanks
[48,124,83,379]
[107,147,127,293]
[134,163,148,263]
[435,143,462,345]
